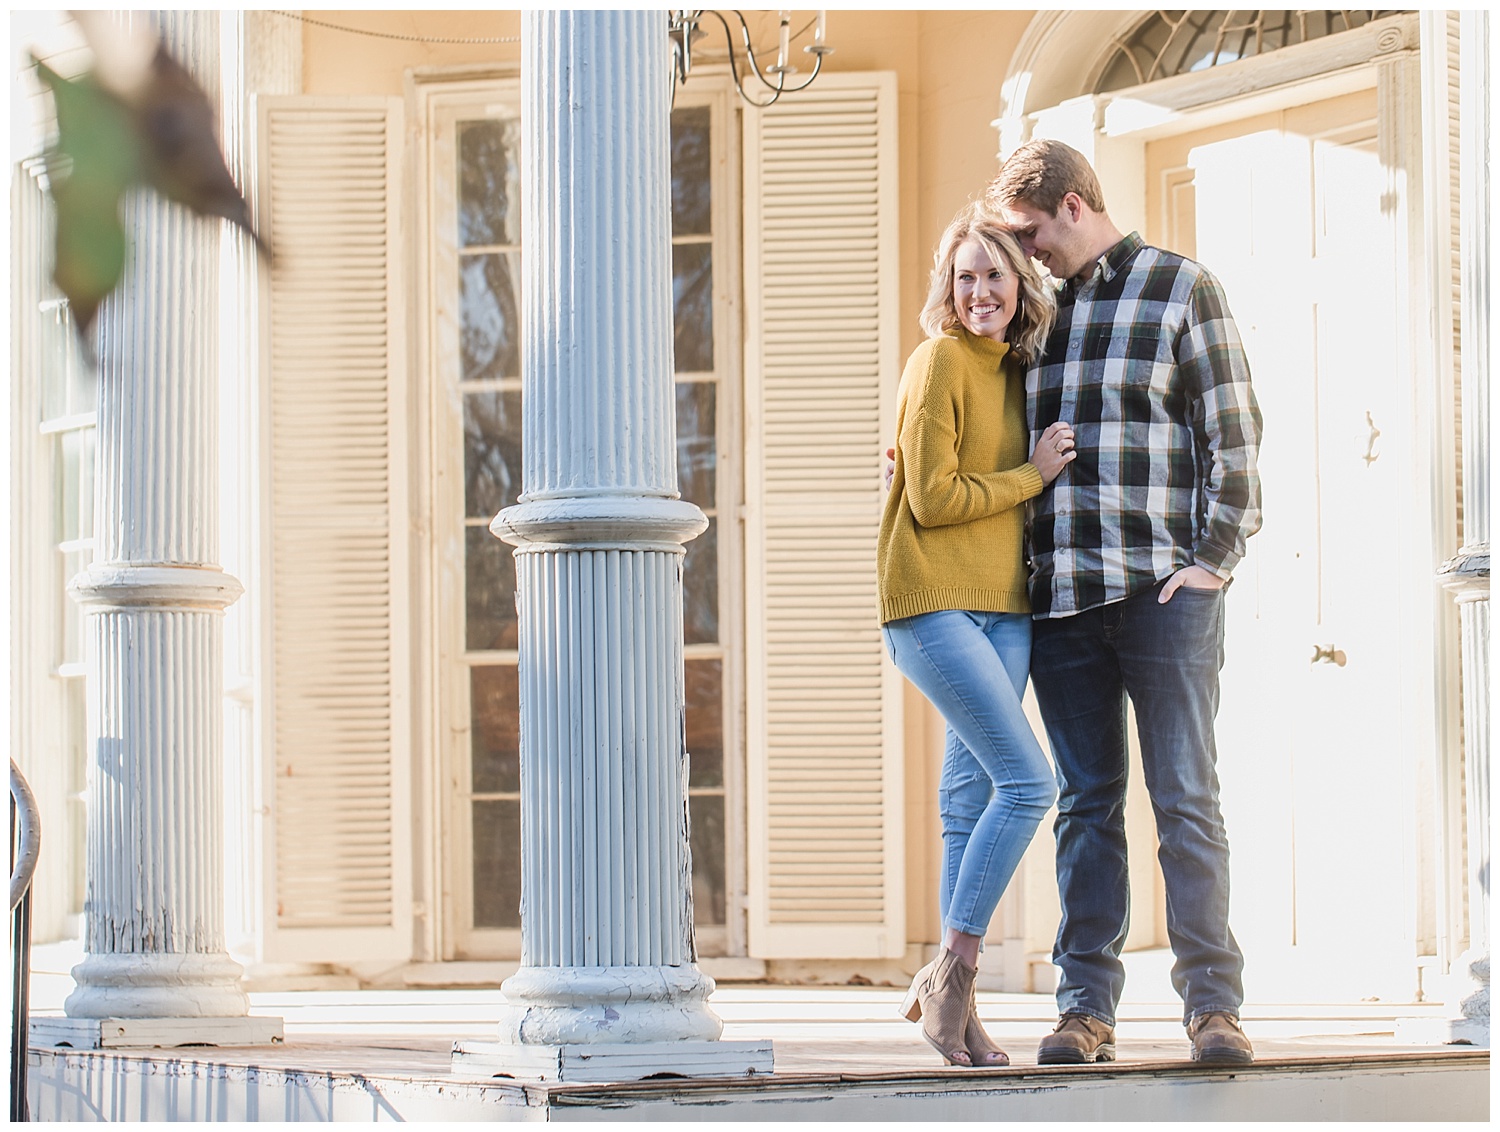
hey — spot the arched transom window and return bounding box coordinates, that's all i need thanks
[1095,10,1406,93]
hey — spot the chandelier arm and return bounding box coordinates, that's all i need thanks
[697,8,786,108]
[768,45,827,94]
[728,10,790,96]
[669,10,685,107]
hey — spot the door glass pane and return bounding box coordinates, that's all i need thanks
[461,252,522,381]
[683,517,718,645]
[459,118,521,247]
[689,794,726,925]
[471,665,520,794]
[465,390,523,518]
[64,677,87,915]
[472,799,522,928]
[686,658,722,789]
[59,548,89,668]
[39,304,97,421]
[671,106,711,237]
[672,243,714,373]
[466,525,518,651]
[675,381,716,509]
[56,428,95,543]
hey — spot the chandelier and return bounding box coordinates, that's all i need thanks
[669,10,831,107]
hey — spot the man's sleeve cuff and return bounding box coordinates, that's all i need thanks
[1193,544,1238,580]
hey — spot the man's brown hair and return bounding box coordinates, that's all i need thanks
[986,138,1107,216]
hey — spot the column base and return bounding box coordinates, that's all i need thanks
[452,1039,774,1084]
[65,952,252,1019]
[498,964,725,1045]
[1399,951,1491,1048]
[1394,1016,1489,1049]
[31,1014,284,1050]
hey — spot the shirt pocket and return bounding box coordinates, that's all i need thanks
[1118,333,1175,387]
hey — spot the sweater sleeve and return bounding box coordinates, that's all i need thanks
[899,348,1045,530]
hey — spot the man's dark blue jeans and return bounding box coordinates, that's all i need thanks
[1030,578,1245,1027]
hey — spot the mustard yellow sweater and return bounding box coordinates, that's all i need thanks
[877,329,1043,623]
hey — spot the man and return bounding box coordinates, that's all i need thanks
[988,139,1263,1066]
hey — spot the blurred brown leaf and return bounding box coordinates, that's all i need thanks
[132,44,268,256]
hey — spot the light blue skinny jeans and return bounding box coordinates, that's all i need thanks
[883,610,1057,937]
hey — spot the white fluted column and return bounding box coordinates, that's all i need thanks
[1440,565,1488,1039]
[1404,8,1493,1052]
[51,11,280,1044]
[453,10,769,1083]
[1436,6,1491,1048]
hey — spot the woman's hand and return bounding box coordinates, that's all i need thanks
[1030,421,1076,484]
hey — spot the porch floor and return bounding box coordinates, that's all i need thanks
[22,946,1490,1121]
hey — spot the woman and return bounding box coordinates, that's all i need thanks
[878,203,1074,1067]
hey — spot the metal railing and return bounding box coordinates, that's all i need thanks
[10,759,41,1123]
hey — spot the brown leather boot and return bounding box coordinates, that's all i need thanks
[1188,1011,1254,1064]
[1036,1012,1116,1064]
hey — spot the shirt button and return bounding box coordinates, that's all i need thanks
[1070,340,1081,349]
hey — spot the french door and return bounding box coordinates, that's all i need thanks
[428,82,743,959]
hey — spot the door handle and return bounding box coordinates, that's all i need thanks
[1363,411,1382,466]
[1310,644,1347,667]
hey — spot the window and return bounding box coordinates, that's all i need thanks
[1095,11,1405,93]
[12,160,95,941]
[428,81,741,959]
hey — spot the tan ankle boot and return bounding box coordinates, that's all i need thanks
[899,957,936,1022]
[914,949,977,1066]
[964,981,1009,1066]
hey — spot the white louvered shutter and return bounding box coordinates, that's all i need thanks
[257,97,412,962]
[742,73,905,959]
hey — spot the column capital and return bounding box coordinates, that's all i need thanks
[70,563,245,612]
[492,495,707,552]
[1438,543,1491,601]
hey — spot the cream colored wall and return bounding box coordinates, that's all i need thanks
[298,8,1039,961]
[300,11,522,92]
[298,7,1030,350]
[913,11,1036,325]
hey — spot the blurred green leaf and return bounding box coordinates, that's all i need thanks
[32,57,138,337]
[31,39,267,346]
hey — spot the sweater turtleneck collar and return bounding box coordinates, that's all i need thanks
[954,326,1012,367]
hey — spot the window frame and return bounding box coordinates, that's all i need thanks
[11,157,95,944]
[676,79,746,959]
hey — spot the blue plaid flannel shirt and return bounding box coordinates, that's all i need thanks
[1027,232,1263,618]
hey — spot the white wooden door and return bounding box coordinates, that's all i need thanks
[1149,89,1419,999]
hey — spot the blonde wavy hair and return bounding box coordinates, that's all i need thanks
[919,203,1056,364]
